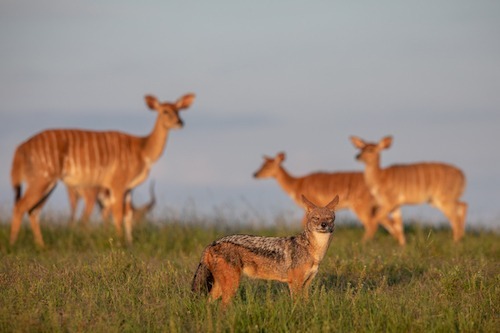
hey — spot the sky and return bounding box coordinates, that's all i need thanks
[1,1,499,229]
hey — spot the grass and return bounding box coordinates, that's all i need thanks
[0,216,498,332]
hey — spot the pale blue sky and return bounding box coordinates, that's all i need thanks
[1,1,499,228]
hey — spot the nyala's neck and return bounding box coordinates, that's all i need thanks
[363,157,383,190]
[142,116,170,163]
[275,165,301,202]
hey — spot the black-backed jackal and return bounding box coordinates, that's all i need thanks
[191,194,339,306]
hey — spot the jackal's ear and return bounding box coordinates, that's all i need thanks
[350,136,365,149]
[276,152,286,162]
[302,195,317,212]
[378,136,392,150]
[326,195,339,210]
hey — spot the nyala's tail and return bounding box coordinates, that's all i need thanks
[11,148,24,203]
[191,260,214,294]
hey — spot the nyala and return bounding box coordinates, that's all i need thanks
[192,194,339,305]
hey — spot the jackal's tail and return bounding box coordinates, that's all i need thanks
[191,260,214,294]
[11,147,24,203]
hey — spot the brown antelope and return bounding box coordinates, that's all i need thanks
[350,135,467,245]
[66,181,156,225]
[253,152,403,242]
[10,93,194,247]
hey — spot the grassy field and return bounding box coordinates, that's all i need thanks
[0,216,498,332]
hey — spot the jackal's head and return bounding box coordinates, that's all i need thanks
[302,195,339,233]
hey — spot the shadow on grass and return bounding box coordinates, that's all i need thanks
[318,263,426,294]
[228,260,427,304]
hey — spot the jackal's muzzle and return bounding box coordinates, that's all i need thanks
[317,221,335,233]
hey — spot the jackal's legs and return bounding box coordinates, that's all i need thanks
[208,257,241,306]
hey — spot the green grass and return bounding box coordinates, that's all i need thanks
[0,217,498,332]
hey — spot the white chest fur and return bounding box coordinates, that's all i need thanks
[311,232,333,262]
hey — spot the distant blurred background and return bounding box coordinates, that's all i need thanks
[1,1,499,229]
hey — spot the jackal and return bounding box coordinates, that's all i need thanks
[191,194,339,305]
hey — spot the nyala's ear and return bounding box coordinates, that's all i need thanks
[326,195,339,210]
[379,136,393,150]
[175,93,196,110]
[302,194,317,213]
[350,136,365,149]
[145,95,160,111]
